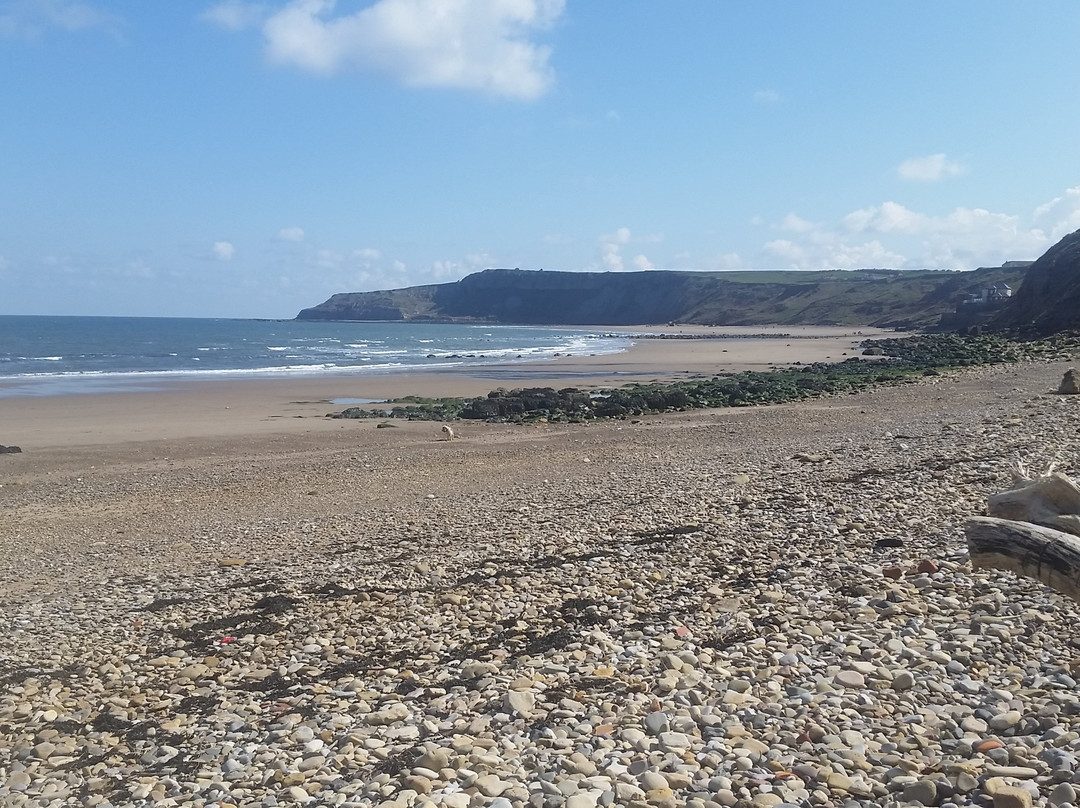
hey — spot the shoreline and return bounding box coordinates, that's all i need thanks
[0,325,888,452]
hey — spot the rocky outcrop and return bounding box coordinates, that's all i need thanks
[0,444,22,454]
[1060,369,1080,395]
[991,229,1080,336]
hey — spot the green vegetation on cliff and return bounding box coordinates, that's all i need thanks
[297,265,1029,330]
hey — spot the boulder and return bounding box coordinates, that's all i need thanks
[0,444,22,454]
[1059,368,1080,395]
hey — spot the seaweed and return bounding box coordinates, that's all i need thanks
[323,333,1080,423]
[140,597,189,612]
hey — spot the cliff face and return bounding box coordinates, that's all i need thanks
[991,229,1080,336]
[296,285,444,321]
[296,266,1031,328]
[435,270,697,324]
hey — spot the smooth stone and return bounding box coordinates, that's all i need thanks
[1051,783,1078,806]
[615,783,646,802]
[645,711,669,734]
[826,772,853,793]
[901,780,937,805]
[292,726,315,743]
[989,711,1022,732]
[417,748,452,771]
[961,717,988,733]
[891,671,916,691]
[658,731,691,751]
[366,703,409,725]
[639,772,668,791]
[475,774,511,797]
[402,775,432,795]
[956,772,979,793]
[285,786,313,804]
[713,790,738,807]
[566,795,599,808]
[178,663,210,680]
[751,795,784,808]
[834,671,865,688]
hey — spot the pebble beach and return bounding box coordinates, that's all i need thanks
[4,346,1080,808]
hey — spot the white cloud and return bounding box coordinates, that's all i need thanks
[430,259,463,279]
[713,253,744,270]
[778,213,816,233]
[598,226,632,271]
[353,247,381,262]
[212,0,564,99]
[314,248,342,268]
[763,236,906,270]
[842,201,928,234]
[592,227,661,271]
[200,0,266,30]
[753,187,1080,270]
[600,248,621,272]
[0,0,121,38]
[896,153,966,182]
[213,241,235,261]
[464,251,493,269]
[277,226,306,242]
[1032,186,1080,241]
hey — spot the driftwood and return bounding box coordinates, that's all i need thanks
[966,463,1080,601]
[987,470,1080,537]
[966,517,1080,603]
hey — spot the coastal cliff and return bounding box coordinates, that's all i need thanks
[991,228,1080,336]
[296,266,1030,328]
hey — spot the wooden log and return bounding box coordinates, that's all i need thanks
[966,516,1080,602]
[987,472,1080,538]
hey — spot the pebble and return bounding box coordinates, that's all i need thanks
[1052,783,1079,806]
[891,670,916,691]
[993,786,1034,808]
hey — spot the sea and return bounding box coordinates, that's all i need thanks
[0,316,632,398]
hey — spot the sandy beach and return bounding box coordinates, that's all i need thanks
[4,328,1080,808]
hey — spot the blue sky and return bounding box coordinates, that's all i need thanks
[2,1,1079,318]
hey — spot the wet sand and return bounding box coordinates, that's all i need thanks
[0,325,887,451]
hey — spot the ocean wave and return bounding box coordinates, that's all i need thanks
[0,319,632,395]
